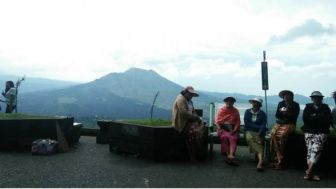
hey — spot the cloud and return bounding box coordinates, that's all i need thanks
[269,19,336,44]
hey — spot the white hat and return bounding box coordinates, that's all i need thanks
[249,97,263,104]
[310,91,324,98]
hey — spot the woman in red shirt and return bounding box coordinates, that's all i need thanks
[215,96,241,166]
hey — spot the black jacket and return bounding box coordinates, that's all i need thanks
[302,103,332,134]
[275,101,300,124]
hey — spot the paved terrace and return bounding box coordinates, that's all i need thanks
[0,136,335,188]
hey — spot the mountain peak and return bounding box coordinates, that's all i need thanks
[124,67,158,76]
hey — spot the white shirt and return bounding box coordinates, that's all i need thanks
[5,87,17,106]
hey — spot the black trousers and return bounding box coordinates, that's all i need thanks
[5,105,16,113]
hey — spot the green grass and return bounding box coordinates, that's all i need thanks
[120,119,172,126]
[0,113,56,120]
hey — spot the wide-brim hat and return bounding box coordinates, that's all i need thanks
[249,97,263,105]
[279,90,294,98]
[184,86,199,97]
[310,91,324,98]
[223,96,236,103]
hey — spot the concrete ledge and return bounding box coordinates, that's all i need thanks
[0,116,80,149]
[97,120,198,161]
[283,132,336,173]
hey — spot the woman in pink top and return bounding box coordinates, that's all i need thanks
[215,96,241,166]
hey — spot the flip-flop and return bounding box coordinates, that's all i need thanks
[273,162,282,170]
[225,159,239,166]
[304,174,311,180]
[304,174,320,181]
[311,175,320,181]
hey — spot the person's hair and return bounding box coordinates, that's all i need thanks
[180,89,188,96]
[333,91,336,99]
[5,81,15,92]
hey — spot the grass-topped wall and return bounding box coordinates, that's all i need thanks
[0,113,81,149]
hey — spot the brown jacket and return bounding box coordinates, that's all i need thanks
[172,94,200,133]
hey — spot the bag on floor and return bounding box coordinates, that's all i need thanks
[31,139,59,155]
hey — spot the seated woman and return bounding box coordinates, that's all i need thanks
[270,90,300,169]
[172,86,207,161]
[215,96,240,166]
[244,97,267,172]
[302,91,333,181]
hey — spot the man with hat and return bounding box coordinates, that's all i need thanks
[270,90,300,170]
[172,86,207,161]
[215,96,241,166]
[301,91,333,181]
[244,97,267,171]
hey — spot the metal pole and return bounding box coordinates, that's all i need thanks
[209,102,215,132]
[264,89,268,128]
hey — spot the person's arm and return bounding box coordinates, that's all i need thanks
[303,104,316,123]
[332,108,336,129]
[286,103,300,123]
[215,108,224,130]
[316,105,332,126]
[231,109,240,134]
[275,103,282,120]
[243,110,251,131]
[175,97,199,122]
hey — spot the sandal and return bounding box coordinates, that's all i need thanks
[311,175,320,181]
[225,158,239,166]
[304,173,320,181]
[273,162,282,170]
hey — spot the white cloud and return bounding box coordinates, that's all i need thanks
[0,0,335,96]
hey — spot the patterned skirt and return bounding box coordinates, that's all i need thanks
[270,123,295,160]
[304,133,327,164]
[245,131,264,154]
[185,121,208,160]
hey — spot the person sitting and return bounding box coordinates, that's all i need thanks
[270,90,300,169]
[215,96,240,166]
[172,86,207,161]
[244,97,267,171]
[302,91,333,181]
[1,81,17,113]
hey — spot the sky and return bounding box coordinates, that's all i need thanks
[0,0,335,96]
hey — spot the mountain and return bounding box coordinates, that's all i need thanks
[13,68,335,127]
[16,68,222,126]
[19,84,170,120]
[89,68,222,110]
[0,75,78,93]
